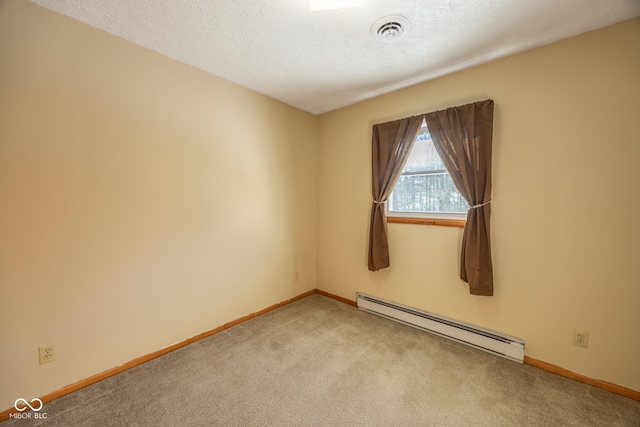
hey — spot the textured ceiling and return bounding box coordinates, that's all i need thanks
[30,0,640,114]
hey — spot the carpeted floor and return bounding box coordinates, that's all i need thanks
[5,294,640,426]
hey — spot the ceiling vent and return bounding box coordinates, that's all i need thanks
[371,15,410,42]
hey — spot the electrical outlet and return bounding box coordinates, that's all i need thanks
[573,330,589,349]
[39,344,56,364]
[295,272,300,282]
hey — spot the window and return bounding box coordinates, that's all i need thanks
[387,120,468,221]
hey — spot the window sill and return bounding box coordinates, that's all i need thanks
[387,217,465,228]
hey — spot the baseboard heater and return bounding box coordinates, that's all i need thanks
[356,293,524,363]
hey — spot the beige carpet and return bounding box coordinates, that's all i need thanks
[5,294,640,426]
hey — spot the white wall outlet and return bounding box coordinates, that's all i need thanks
[39,344,56,364]
[573,330,589,349]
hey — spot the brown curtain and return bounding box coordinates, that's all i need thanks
[368,115,423,271]
[424,100,494,296]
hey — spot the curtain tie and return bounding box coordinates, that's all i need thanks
[470,199,491,209]
[372,200,385,204]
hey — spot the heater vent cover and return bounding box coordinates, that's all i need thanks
[357,293,525,363]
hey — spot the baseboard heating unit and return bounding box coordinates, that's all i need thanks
[356,293,524,363]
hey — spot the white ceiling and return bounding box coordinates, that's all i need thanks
[30,0,640,114]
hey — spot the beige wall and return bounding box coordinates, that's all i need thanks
[317,18,640,392]
[0,0,316,410]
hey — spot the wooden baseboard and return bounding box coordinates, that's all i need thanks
[315,289,357,307]
[0,289,316,422]
[524,356,639,401]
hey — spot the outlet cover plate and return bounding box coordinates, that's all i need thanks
[39,344,56,364]
[573,330,589,349]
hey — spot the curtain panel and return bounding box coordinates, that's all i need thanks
[368,115,424,271]
[425,99,494,296]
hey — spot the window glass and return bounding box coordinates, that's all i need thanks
[388,123,469,215]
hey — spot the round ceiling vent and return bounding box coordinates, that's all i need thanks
[371,15,410,42]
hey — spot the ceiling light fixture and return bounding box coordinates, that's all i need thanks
[310,0,362,12]
[371,15,410,42]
